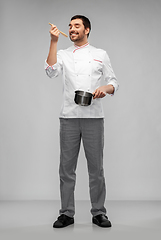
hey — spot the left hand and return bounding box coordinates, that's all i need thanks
[93,86,107,99]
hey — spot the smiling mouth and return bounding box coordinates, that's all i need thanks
[70,33,78,36]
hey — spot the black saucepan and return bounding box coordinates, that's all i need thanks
[74,90,94,106]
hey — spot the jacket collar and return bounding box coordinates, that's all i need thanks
[73,42,89,53]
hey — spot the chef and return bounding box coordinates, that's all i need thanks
[45,15,119,228]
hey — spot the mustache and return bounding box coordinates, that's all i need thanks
[70,31,79,35]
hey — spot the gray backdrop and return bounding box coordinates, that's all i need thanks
[0,0,161,201]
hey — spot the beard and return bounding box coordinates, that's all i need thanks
[69,30,86,43]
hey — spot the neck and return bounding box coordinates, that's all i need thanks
[74,39,88,47]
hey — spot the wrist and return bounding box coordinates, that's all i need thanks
[106,85,114,94]
[51,38,58,44]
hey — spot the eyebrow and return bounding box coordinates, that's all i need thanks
[68,23,81,27]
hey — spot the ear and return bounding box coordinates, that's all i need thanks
[85,27,90,36]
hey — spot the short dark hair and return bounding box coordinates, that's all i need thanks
[70,15,91,38]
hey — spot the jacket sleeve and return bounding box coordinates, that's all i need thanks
[102,51,119,95]
[44,50,63,78]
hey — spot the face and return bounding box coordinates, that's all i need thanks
[69,19,89,44]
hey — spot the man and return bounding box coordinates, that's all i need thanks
[45,15,119,228]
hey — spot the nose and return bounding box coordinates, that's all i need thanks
[69,26,76,32]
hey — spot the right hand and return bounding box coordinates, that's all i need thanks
[49,24,60,42]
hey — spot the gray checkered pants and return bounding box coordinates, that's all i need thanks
[59,118,107,217]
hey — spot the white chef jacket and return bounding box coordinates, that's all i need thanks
[44,43,119,118]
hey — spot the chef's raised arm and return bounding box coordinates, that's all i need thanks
[102,52,119,95]
[45,24,63,78]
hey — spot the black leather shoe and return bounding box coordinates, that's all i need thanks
[53,214,74,228]
[92,214,112,228]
